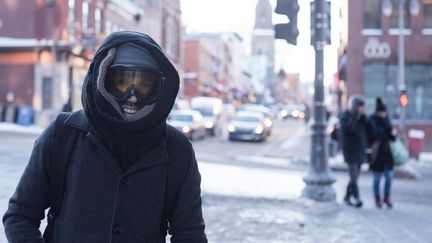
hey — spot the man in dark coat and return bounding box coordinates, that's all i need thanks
[3,31,207,243]
[339,95,370,208]
[369,97,395,208]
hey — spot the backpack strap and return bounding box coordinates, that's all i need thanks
[161,126,190,238]
[43,112,78,242]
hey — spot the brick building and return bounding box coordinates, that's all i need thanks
[0,0,182,125]
[338,0,432,149]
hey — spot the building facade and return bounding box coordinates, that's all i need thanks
[251,0,275,103]
[339,0,432,149]
[0,0,182,125]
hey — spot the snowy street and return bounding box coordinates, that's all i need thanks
[1,120,432,242]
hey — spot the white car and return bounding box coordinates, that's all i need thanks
[167,110,206,141]
[227,111,269,142]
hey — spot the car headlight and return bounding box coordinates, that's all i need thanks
[205,121,214,128]
[281,110,288,117]
[255,125,264,134]
[228,125,236,133]
[182,126,191,133]
[292,110,299,118]
[264,119,272,127]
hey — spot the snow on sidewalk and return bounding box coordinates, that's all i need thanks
[0,122,43,135]
[198,161,305,200]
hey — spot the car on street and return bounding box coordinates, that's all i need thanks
[167,110,206,141]
[280,104,305,120]
[191,96,223,136]
[227,111,270,142]
[237,104,273,135]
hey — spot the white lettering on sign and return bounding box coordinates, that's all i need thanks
[363,38,391,59]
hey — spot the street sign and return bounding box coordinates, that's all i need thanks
[310,1,331,45]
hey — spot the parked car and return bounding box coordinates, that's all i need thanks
[167,110,206,141]
[228,111,269,142]
[191,96,223,136]
[237,104,273,135]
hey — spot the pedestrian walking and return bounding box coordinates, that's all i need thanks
[339,95,370,208]
[369,97,396,208]
[3,31,207,243]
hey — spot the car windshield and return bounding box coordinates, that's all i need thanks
[235,116,260,123]
[168,114,193,122]
[194,108,213,116]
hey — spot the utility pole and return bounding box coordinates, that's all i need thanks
[302,0,336,201]
[397,0,407,142]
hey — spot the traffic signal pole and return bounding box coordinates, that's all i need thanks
[302,0,336,201]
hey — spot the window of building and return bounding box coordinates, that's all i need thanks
[82,1,89,31]
[68,0,75,41]
[42,77,53,110]
[363,0,381,29]
[424,0,432,28]
[390,0,410,29]
[95,8,102,34]
[363,63,432,120]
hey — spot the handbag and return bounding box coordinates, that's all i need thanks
[390,138,409,166]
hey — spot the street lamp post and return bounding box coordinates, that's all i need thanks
[302,0,336,202]
[382,0,419,141]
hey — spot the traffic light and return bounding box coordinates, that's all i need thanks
[400,90,408,107]
[274,0,300,45]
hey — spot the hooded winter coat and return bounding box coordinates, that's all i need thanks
[369,114,395,171]
[3,31,207,243]
[339,95,371,164]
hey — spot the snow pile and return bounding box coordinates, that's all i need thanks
[198,161,305,200]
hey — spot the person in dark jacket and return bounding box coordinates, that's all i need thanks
[369,97,396,208]
[3,31,207,243]
[339,95,370,208]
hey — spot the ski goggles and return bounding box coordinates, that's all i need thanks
[105,67,164,103]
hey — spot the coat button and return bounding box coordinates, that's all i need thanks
[113,224,121,234]
[120,177,128,185]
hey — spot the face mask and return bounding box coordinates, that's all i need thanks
[105,67,164,105]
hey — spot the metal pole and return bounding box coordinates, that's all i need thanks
[398,0,406,142]
[302,0,336,202]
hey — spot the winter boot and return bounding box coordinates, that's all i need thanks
[384,194,393,208]
[351,183,363,208]
[375,196,382,208]
[344,183,353,206]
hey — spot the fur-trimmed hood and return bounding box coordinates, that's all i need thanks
[81,31,179,167]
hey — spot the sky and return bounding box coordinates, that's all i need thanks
[180,0,342,84]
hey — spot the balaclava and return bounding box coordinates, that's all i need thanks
[81,31,179,171]
[98,43,161,121]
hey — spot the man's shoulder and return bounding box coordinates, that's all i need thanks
[166,124,193,151]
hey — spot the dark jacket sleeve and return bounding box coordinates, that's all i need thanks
[2,126,53,242]
[169,147,207,243]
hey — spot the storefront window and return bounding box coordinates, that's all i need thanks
[363,63,432,120]
[424,0,432,28]
[390,0,410,29]
[364,0,381,29]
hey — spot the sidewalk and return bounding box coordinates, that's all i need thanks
[198,161,432,243]
[0,122,43,135]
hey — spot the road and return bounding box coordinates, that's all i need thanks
[1,119,432,242]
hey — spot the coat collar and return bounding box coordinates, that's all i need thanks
[64,109,170,175]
